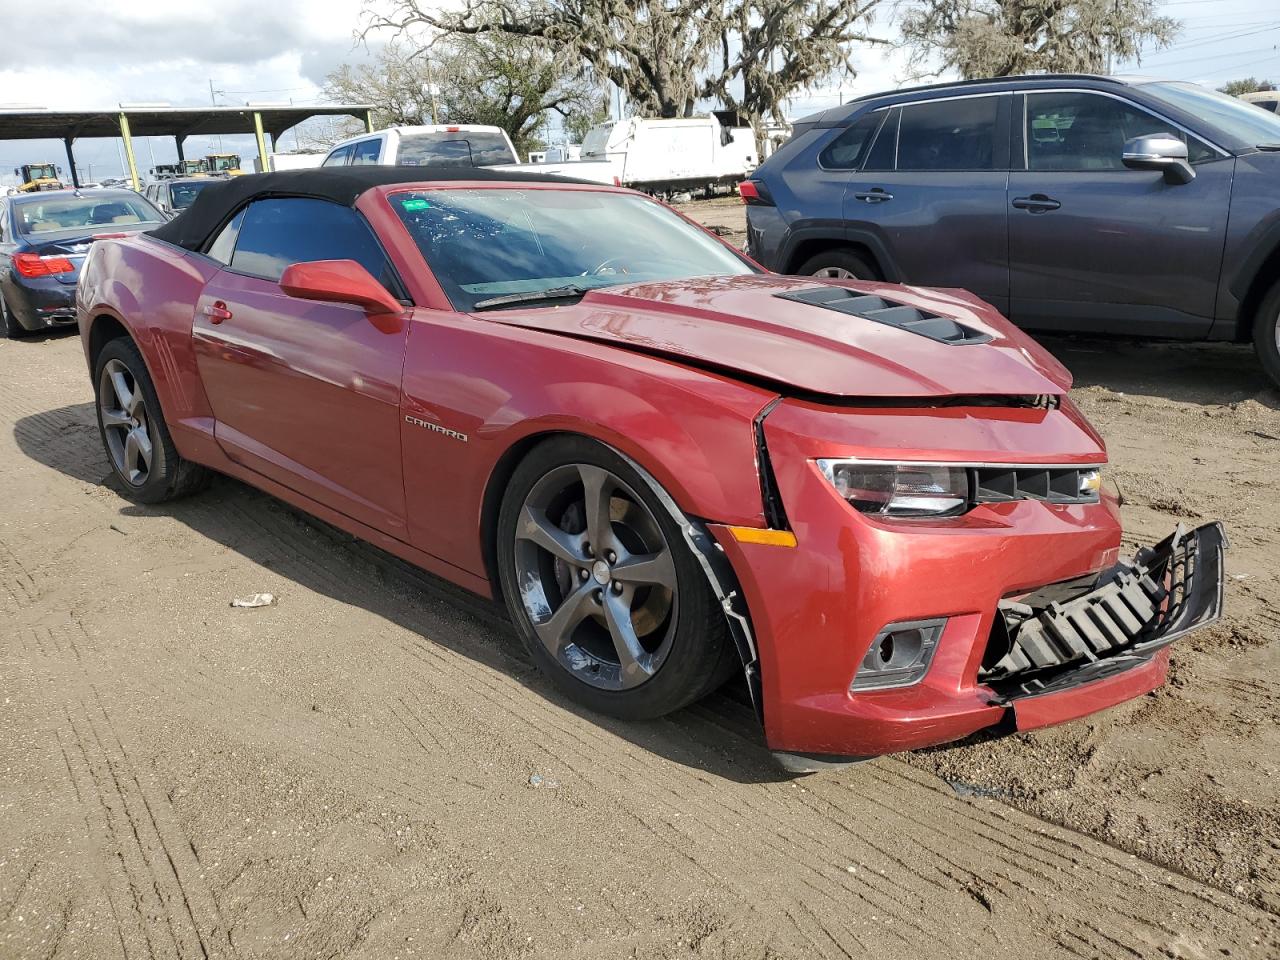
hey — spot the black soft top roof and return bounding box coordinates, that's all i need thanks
[148,165,590,252]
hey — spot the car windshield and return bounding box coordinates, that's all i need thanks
[392,188,755,311]
[14,195,164,235]
[398,131,516,167]
[169,180,213,210]
[1143,81,1280,147]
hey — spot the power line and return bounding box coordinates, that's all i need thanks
[1137,43,1280,71]
[1158,23,1280,54]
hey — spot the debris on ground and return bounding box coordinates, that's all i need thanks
[230,592,277,608]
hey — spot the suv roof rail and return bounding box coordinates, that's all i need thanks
[843,73,1127,106]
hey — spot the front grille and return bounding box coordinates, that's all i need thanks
[973,465,1098,505]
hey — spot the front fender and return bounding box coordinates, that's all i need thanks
[398,310,778,582]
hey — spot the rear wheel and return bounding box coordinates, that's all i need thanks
[93,338,211,503]
[496,436,735,719]
[1252,278,1280,389]
[0,290,28,338]
[796,248,879,281]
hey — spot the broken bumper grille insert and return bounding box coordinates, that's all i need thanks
[982,522,1227,701]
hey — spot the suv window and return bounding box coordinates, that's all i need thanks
[322,144,354,167]
[1025,91,1216,170]
[350,139,382,165]
[896,97,999,171]
[819,112,885,170]
[228,197,391,285]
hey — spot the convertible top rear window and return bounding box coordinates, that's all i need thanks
[391,188,755,312]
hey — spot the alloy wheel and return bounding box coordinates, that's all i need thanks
[512,463,678,691]
[813,266,856,279]
[98,358,153,486]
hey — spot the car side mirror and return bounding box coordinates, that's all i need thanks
[1122,134,1195,185]
[279,260,405,324]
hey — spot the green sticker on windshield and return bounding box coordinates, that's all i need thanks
[401,198,431,210]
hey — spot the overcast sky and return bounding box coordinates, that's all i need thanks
[1,0,1276,180]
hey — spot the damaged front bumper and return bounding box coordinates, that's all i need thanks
[982,522,1227,704]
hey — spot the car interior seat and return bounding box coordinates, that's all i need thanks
[89,202,132,224]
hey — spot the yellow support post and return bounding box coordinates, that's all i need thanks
[118,112,141,192]
[364,109,374,134]
[252,111,270,174]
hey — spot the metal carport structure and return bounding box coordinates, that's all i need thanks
[0,104,374,190]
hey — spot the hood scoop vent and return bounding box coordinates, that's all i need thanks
[775,287,994,346]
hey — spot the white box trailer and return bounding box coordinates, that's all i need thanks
[253,152,326,173]
[498,114,787,195]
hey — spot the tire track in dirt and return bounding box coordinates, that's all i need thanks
[59,691,234,960]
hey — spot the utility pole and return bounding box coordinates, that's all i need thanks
[209,79,224,150]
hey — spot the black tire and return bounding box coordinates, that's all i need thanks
[496,436,737,720]
[0,290,28,339]
[1252,279,1280,389]
[93,337,211,504]
[796,247,880,281]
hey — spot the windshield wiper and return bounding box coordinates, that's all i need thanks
[1257,143,1280,152]
[473,284,591,311]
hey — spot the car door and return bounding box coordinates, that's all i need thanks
[191,196,412,538]
[1007,90,1233,337]
[844,94,1012,314]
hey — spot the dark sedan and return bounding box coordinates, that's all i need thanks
[1,189,165,337]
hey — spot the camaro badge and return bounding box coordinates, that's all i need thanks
[405,414,468,443]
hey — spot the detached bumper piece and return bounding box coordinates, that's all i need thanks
[982,522,1227,702]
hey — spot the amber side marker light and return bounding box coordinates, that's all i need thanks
[726,526,797,547]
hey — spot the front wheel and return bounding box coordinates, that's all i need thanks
[93,338,211,503]
[496,437,735,719]
[796,248,879,281]
[1252,279,1280,389]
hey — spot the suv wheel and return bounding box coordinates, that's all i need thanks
[796,248,879,281]
[1253,279,1280,390]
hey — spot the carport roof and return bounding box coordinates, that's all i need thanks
[0,104,374,142]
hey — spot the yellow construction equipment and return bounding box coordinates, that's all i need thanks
[13,162,64,192]
[204,153,243,176]
[181,159,210,176]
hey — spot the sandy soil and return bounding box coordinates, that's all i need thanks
[1,216,1277,957]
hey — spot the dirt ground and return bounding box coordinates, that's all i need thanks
[2,203,1278,959]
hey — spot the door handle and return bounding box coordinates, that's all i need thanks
[853,188,893,203]
[1012,194,1061,212]
[202,300,233,324]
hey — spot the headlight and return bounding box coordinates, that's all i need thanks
[818,460,969,518]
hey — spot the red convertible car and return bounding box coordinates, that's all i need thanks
[76,168,1226,771]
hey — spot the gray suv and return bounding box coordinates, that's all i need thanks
[744,75,1280,386]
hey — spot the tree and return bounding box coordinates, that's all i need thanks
[325,35,596,155]
[563,98,610,143]
[899,0,1178,80]
[364,1,719,120]
[705,1,884,157]
[1219,78,1275,97]
[364,0,885,156]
